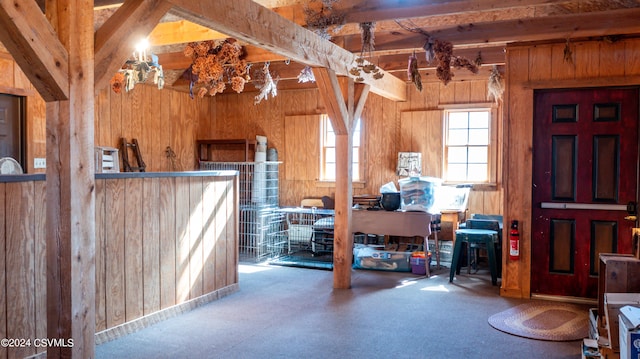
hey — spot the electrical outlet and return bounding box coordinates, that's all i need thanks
[34,158,46,169]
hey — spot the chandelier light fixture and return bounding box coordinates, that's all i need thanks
[110,38,164,94]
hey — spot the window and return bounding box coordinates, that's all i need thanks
[444,108,495,184]
[320,115,362,181]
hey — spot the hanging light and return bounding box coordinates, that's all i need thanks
[110,38,164,94]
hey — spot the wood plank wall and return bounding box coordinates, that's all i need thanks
[5,38,502,218]
[212,77,504,217]
[503,37,640,299]
[0,43,46,175]
[0,174,237,359]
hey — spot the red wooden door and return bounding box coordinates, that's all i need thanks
[531,87,639,298]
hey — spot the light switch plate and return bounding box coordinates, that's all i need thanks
[34,158,46,169]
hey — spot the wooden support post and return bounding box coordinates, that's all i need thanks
[46,1,96,357]
[313,67,370,289]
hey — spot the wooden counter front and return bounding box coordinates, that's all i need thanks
[0,171,239,356]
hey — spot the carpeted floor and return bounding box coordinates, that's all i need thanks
[488,301,591,341]
[96,263,587,359]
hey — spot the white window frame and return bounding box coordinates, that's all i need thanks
[319,114,364,184]
[442,105,498,186]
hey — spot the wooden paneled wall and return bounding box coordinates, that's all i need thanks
[0,180,47,359]
[213,78,504,215]
[503,37,640,299]
[94,86,214,172]
[0,45,46,174]
[0,174,237,359]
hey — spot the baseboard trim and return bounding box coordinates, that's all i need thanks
[531,293,597,306]
[95,283,240,345]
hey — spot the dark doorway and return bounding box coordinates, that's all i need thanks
[0,94,25,168]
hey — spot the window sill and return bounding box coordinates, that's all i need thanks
[316,180,366,189]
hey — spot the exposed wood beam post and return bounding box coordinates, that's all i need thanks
[167,0,406,102]
[0,0,69,101]
[314,68,370,289]
[94,0,172,92]
[45,0,96,357]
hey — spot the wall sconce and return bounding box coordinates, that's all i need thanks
[397,152,422,177]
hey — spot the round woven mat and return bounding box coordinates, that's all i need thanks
[488,301,589,341]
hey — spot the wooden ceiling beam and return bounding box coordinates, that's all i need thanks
[167,0,406,101]
[330,0,564,24]
[94,0,172,93]
[340,7,640,51]
[0,0,69,101]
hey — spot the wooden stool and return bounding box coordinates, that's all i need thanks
[449,229,498,285]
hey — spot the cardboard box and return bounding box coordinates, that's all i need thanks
[619,306,640,359]
[605,293,640,351]
[582,338,602,359]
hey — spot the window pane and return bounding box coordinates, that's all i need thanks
[467,164,488,181]
[325,147,336,164]
[325,130,335,146]
[352,147,359,162]
[469,111,489,128]
[447,164,467,181]
[448,129,469,145]
[468,129,489,145]
[448,112,469,128]
[325,164,336,179]
[448,147,468,163]
[468,146,488,163]
[352,164,359,181]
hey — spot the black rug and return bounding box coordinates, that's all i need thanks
[269,251,333,270]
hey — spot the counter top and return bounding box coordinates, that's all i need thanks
[0,170,238,183]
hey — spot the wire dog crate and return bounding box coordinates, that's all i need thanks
[239,206,287,262]
[277,207,335,254]
[200,161,284,261]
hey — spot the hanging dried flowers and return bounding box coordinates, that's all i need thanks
[360,22,376,56]
[395,20,479,86]
[407,52,422,92]
[297,66,316,83]
[303,0,345,40]
[423,37,435,64]
[487,65,504,104]
[434,39,453,85]
[183,38,249,98]
[110,72,125,94]
[563,38,573,65]
[253,62,279,104]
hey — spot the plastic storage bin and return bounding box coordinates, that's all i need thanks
[399,176,442,213]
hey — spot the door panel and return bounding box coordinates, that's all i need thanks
[532,87,638,298]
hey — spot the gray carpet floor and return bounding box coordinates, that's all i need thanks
[96,263,584,359]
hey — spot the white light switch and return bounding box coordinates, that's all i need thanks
[34,158,46,169]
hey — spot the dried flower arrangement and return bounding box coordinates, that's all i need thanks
[183,38,249,98]
[303,0,345,40]
[487,65,504,104]
[253,62,279,104]
[297,65,316,83]
[563,38,573,65]
[407,52,422,91]
[395,20,479,86]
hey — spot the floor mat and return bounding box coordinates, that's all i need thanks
[488,301,589,341]
[269,251,333,270]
